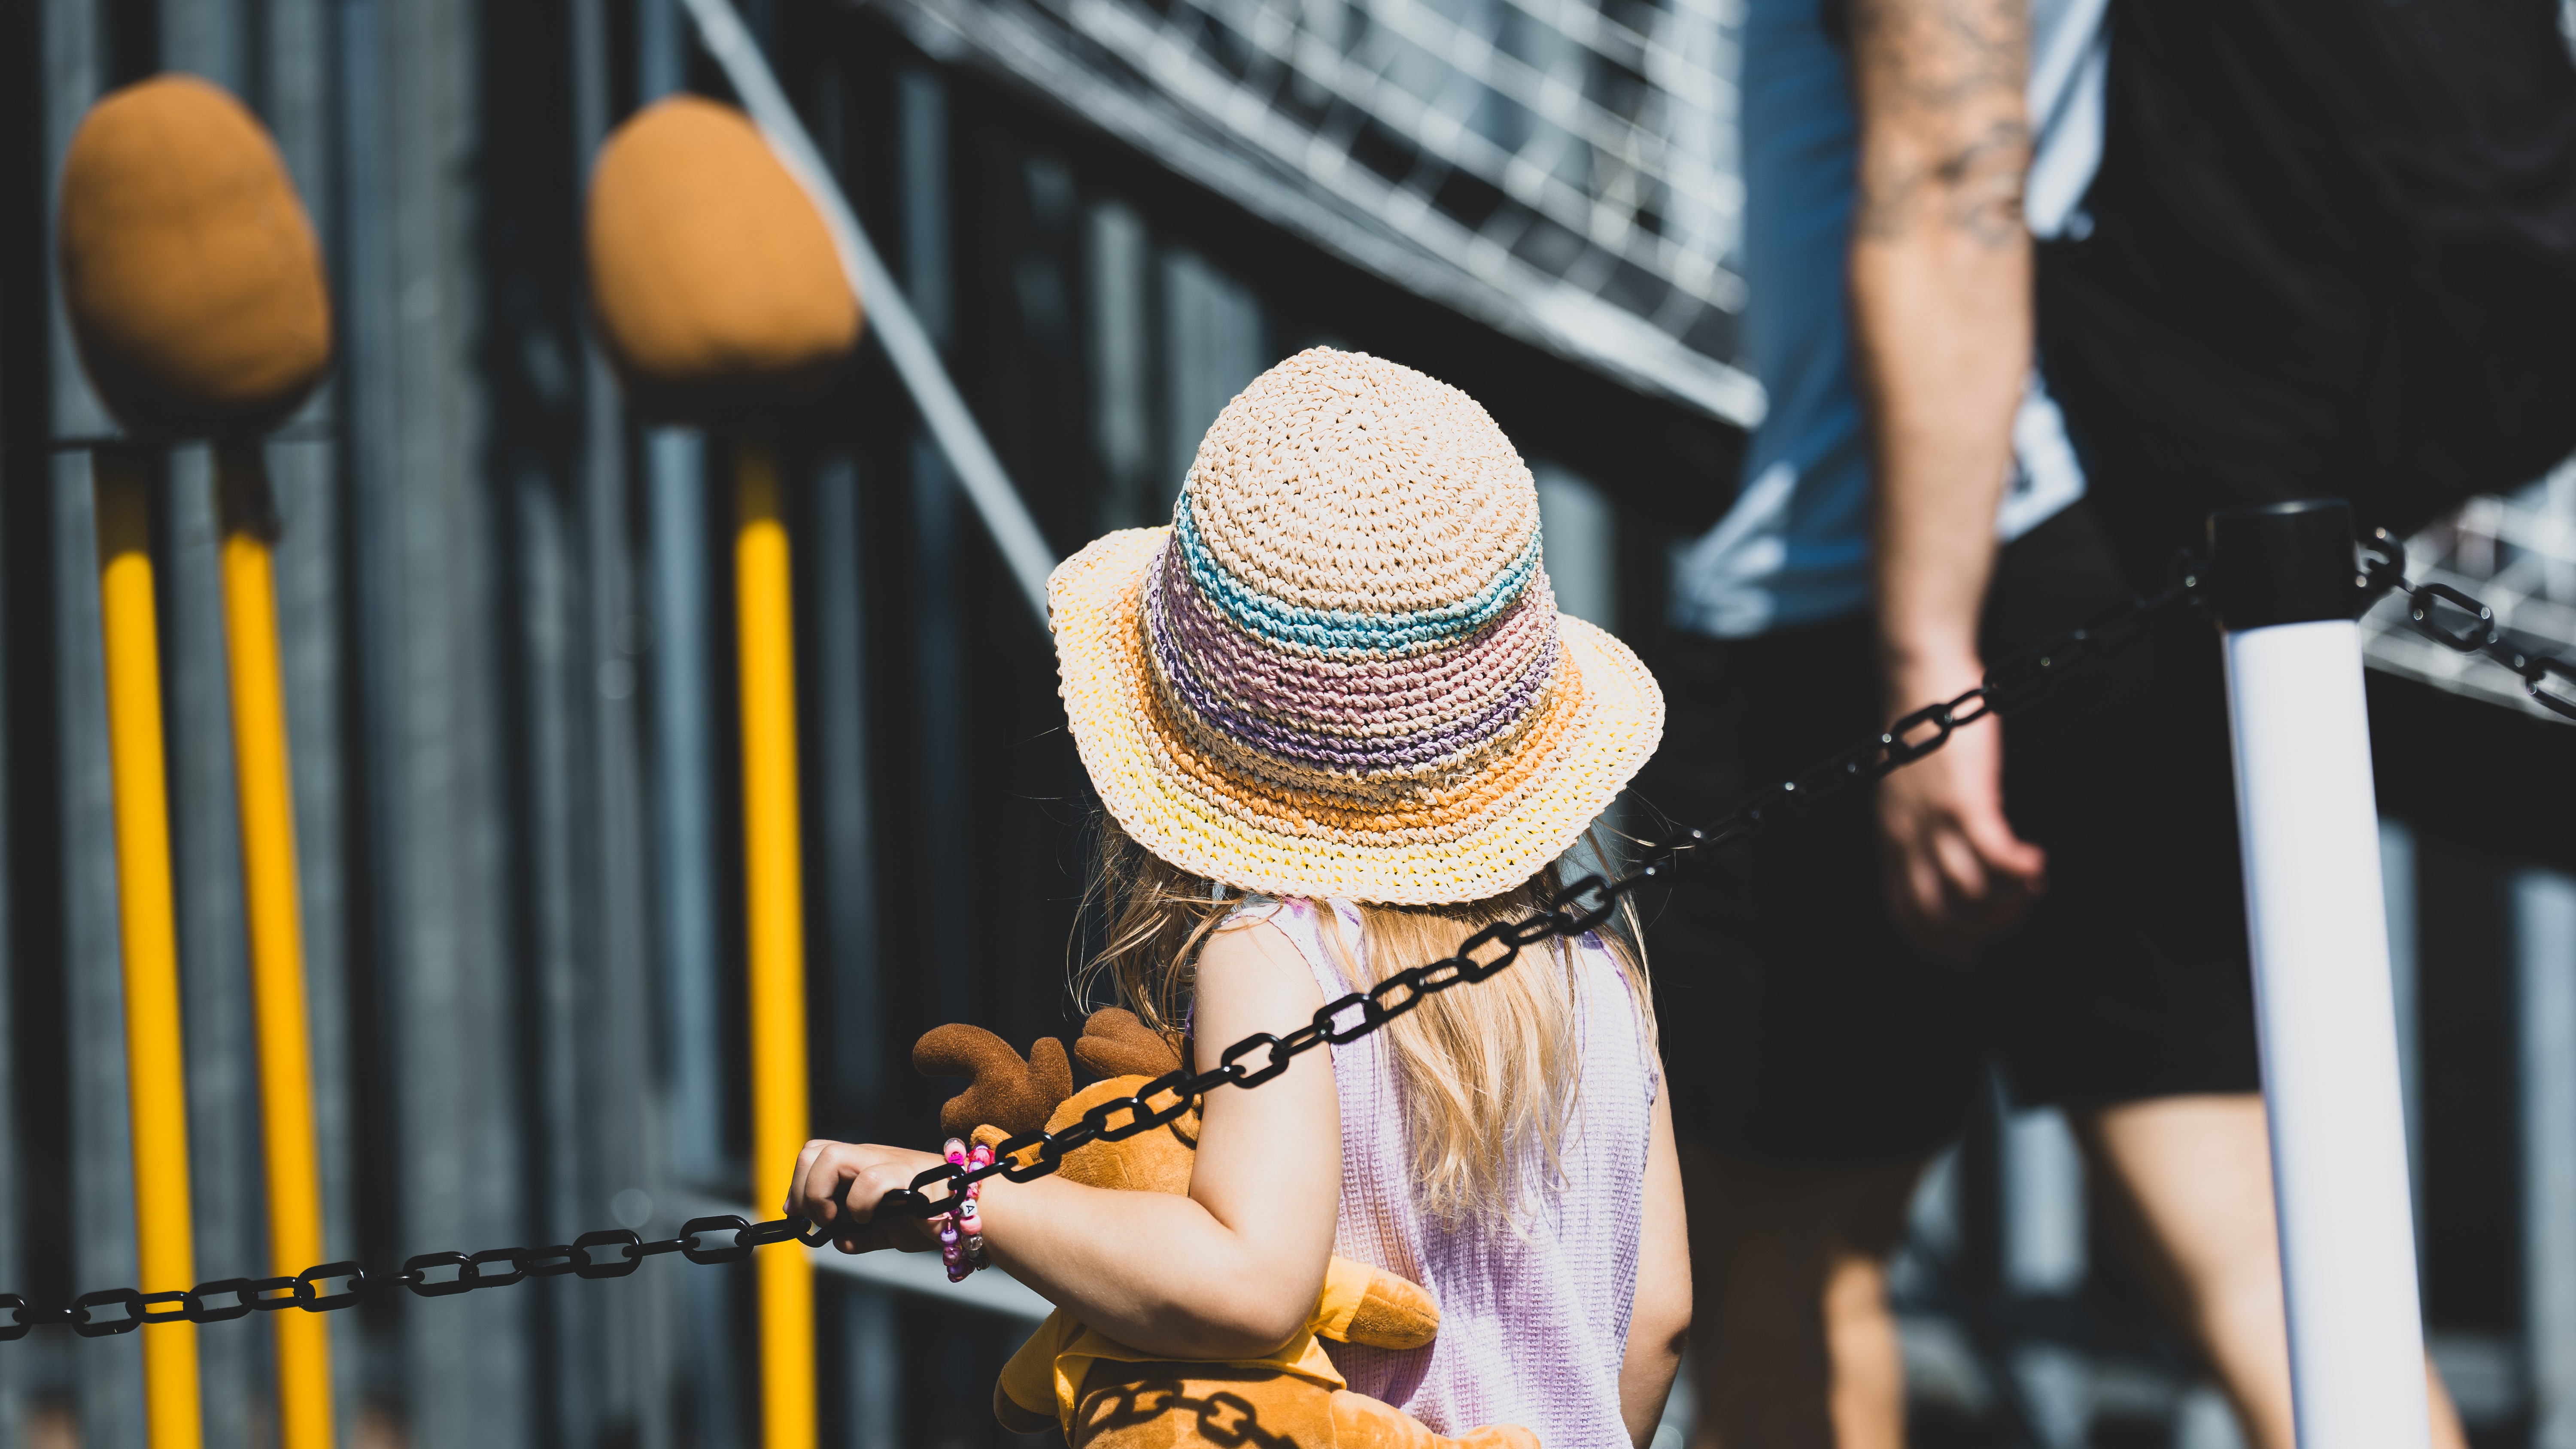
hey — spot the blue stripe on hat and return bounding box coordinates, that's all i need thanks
[1172,497,1543,656]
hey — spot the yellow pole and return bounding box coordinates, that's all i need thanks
[213,441,335,1449]
[736,437,815,1449]
[93,444,205,1449]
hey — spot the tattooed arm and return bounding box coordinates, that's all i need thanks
[1848,0,2044,959]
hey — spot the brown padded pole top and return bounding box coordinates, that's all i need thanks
[586,97,860,422]
[58,76,333,439]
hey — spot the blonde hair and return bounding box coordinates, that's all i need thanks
[1076,812,1654,1229]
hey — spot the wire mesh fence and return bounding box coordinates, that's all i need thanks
[2366,460,2576,726]
[857,0,1762,422]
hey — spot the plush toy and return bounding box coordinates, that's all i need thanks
[916,1011,1538,1448]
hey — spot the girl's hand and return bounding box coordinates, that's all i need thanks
[784,1139,951,1255]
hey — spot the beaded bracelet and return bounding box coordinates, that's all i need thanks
[938,1140,969,1279]
[961,1142,993,1272]
[939,1139,994,1282]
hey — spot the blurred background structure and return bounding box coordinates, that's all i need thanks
[0,0,2570,1446]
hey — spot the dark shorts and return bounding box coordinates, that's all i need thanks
[1634,501,2263,1165]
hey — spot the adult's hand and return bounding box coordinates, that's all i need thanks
[1847,0,2038,960]
[1876,665,2044,961]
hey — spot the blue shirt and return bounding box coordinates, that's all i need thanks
[1670,0,2105,639]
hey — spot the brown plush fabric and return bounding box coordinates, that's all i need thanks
[915,1026,1073,1139]
[585,96,858,421]
[1061,1366,1539,1449]
[58,76,331,437]
[1075,1008,1186,1081]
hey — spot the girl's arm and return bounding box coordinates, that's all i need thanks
[784,917,1340,1360]
[1620,1083,1692,1447]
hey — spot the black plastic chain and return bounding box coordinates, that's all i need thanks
[0,558,2213,1337]
[0,1215,833,1339]
[2359,530,2576,721]
[5,533,2559,1336]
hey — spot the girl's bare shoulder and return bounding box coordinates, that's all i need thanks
[1196,910,1315,990]
[1190,908,1327,1046]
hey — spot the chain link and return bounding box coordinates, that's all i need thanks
[2360,530,2576,720]
[5,533,2556,1334]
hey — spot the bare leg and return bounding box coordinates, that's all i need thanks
[1680,1141,1926,1449]
[2075,1094,2468,1449]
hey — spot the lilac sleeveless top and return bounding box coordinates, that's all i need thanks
[1237,897,1657,1448]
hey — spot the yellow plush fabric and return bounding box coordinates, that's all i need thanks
[1042,1364,1539,1449]
[57,75,331,437]
[1013,1077,1202,1194]
[584,96,859,421]
[979,1075,1505,1445]
[1313,1260,1438,1352]
[996,1291,1351,1433]
[996,1263,1522,1447]
[1068,1365,1343,1449]
[1325,1391,1541,1449]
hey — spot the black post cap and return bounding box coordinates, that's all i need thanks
[2208,499,2363,631]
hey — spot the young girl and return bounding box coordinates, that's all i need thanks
[787,348,1689,1447]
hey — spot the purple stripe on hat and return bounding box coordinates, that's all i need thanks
[1142,547,1560,774]
[1154,542,1558,739]
[1152,546,1560,766]
[1152,618,1558,774]
[1151,540,1543,715]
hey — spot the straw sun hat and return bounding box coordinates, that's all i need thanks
[1050,347,1664,905]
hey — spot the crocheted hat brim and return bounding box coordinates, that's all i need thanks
[1051,527,1666,906]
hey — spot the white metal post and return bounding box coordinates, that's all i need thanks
[2516,869,2576,1449]
[2213,501,2431,1449]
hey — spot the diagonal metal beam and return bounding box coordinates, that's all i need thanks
[679,0,1060,630]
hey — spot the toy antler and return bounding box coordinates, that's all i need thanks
[913,1026,1073,1139]
[1073,1007,1183,1079]
[912,1009,1187,1140]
